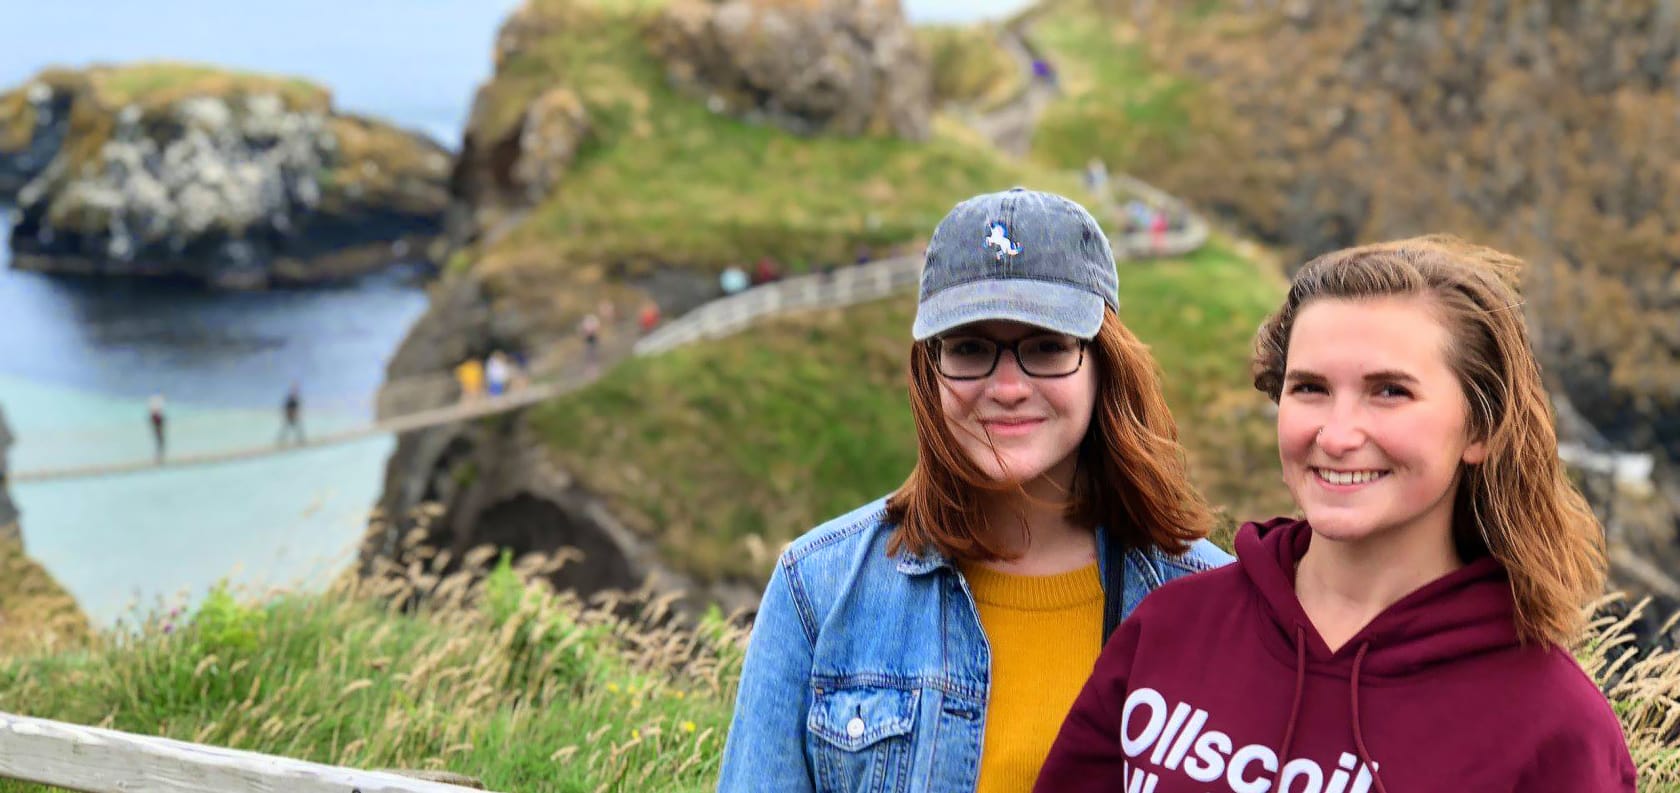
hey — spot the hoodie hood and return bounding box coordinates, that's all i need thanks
[1237,516,1519,678]
[1238,518,1525,793]
[1236,517,1525,678]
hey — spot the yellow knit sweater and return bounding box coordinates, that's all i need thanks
[959,560,1104,793]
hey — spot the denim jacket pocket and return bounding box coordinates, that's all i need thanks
[808,685,920,793]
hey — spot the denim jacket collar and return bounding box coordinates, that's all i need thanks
[892,525,1134,580]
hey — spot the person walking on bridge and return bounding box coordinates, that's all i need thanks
[580,314,602,377]
[277,383,305,446]
[454,358,485,403]
[147,394,166,463]
[485,351,512,398]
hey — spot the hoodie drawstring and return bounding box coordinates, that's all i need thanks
[1349,642,1388,793]
[1276,625,1308,774]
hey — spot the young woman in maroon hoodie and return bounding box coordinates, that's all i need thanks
[1037,236,1636,792]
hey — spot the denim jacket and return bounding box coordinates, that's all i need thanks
[716,496,1232,793]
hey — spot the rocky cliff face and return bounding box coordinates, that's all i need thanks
[646,0,932,139]
[359,404,760,619]
[0,404,18,545]
[1122,0,1678,469]
[0,402,90,649]
[0,65,451,288]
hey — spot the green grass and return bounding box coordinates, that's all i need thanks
[918,23,1026,111]
[83,62,330,112]
[3,555,1678,791]
[0,553,743,793]
[1026,3,1209,173]
[469,0,1087,280]
[530,239,1291,583]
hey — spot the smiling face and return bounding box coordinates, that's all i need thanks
[936,320,1097,489]
[1277,296,1488,547]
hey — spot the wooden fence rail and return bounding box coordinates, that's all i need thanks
[0,710,493,793]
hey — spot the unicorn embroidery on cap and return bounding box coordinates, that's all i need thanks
[984,222,1022,261]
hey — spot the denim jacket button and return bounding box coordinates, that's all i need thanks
[846,716,866,738]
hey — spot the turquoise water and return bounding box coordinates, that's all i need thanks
[8,373,395,625]
[0,209,427,626]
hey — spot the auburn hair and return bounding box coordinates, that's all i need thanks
[1252,234,1606,647]
[886,307,1215,561]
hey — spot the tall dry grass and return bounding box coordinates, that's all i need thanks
[0,515,746,792]
[4,509,1680,790]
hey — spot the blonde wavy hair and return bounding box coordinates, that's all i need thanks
[1252,234,1606,647]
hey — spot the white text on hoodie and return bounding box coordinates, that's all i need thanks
[1119,687,1380,793]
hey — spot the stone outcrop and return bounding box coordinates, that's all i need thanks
[0,404,17,545]
[1120,1,1679,469]
[359,399,758,619]
[646,0,932,139]
[0,65,450,288]
[444,84,591,252]
[0,402,91,649]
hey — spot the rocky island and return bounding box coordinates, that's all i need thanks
[0,63,451,288]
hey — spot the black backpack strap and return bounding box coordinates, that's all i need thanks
[1100,535,1128,644]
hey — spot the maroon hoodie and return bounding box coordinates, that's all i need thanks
[1036,518,1635,793]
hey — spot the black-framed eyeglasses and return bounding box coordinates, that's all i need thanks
[932,333,1087,380]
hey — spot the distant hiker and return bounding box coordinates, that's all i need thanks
[637,302,662,335]
[1084,157,1109,197]
[1149,206,1169,254]
[580,314,602,375]
[455,358,485,402]
[148,394,166,462]
[597,298,618,325]
[277,383,305,446]
[485,351,512,397]
[1032,57,1058,87]
[720,266,749,295]
[752,257,782,286]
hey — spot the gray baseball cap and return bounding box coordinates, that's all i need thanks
[912,187,1119,341]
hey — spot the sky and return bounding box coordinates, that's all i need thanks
[0,0,1032,147]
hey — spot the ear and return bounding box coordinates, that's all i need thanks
[1462,438,1488,465]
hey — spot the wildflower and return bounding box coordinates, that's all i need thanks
[673,691,686,700]
[682,721,696,733]
[632,728,641,740]
[162,621,174,634]
[607,682,621,693]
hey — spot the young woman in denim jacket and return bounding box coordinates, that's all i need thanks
[716,188,1233,793]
